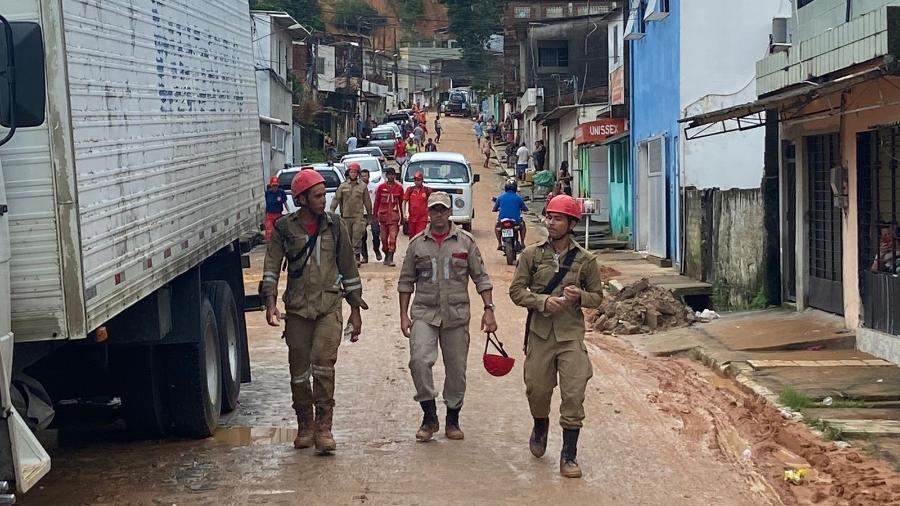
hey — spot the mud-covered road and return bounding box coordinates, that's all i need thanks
[21,117,900,506]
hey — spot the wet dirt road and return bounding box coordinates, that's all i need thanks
[21,117,785,505]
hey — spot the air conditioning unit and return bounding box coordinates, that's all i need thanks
[624,7,645,40]
[771,16,791,51]
[644,0,670,22]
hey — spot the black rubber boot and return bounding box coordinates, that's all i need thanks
[559,428,582,478]
[416,400,439,442]
[445,407,464,440]
[529,417,550,457]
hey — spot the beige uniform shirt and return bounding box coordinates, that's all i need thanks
[398,225,493,328]
[509,240,603,341]
[330,180,372,220]
[262,212,367,319]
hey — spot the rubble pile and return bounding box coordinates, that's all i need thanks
[588,278,695,335]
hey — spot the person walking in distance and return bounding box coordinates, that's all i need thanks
[424,138,437,152]
[373,166,405,266]
[264,176,288,241]
[346,132,358,153]
[509,195,604,478]
[515,142,530,181]
[262,170,368,455]
[330,162,372,266]
[404,171,432,237]
[359,168,382,263]
[434,117,442,143]
[394,135,409,168]
[473,120,484,147]
[533,140,546,172]
[398,192,496,442]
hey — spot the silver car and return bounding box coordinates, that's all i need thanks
[368,126,400,159]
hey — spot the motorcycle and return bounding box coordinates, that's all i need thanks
[499,218,521,265]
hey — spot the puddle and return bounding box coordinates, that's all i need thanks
[210,427,297,446]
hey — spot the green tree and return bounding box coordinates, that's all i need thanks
[393,0,426,27]
[439,0,502,86]
[249,0,325,31]
[331,0,386,33]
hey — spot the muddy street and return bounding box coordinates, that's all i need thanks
[20,117,827,505]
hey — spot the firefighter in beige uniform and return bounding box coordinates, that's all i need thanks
[398,192,497,442]
[330,161,372,263]
[509,195,604,479]
[262,169,367,454]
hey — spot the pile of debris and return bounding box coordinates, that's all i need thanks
[588,278,695,335]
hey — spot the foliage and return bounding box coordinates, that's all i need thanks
[749,286,769,310]
[439,0,503,86]
[778,388,813,411]
[394,0,426,27]
[331,0,386,33]
[249,0,324,31]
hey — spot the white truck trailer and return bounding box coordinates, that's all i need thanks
[0,0,263,496]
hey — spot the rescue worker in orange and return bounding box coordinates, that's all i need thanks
[373,166,405,266]
[398,192,496,442]
[403,171,432,237]
[262,169,368,455]
[509,194,604,479]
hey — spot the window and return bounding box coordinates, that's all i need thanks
[624,6,646,40]
[797,0,817,7]
[545,6,564,17]
[578,5,608,15]
[514,6,531,18]
[316,56,326,73]
[612,26,620,64]
[644,0,670,22]
[405,161,470,183]
[538,45,569,68]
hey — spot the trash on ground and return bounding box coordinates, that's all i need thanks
[822,396,833,406]
[783,468,809,485]
[586,278,695,335]
[695,309,720,322]
[741,448,752,460]
[834,441,852,450]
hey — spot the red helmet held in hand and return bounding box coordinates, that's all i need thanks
[483,332,515,377]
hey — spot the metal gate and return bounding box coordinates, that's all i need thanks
[806,133,844,314]
[647,137,667,258]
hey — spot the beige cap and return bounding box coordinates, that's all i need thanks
[427,191,452,209]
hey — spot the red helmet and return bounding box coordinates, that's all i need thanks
[346,161,361,174]
[291,169,325,196]
[545,195,582,220]
[268,176,279,186]
[483,333,515,377]
[414,170,424,180]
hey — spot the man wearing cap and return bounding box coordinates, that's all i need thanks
[509,194,604,479]
[262,169,368,455]
[403,171,432,237]
[398,192,496,442]
[373,166,405,266]
[264,175,288,241]
[331,162,373,265]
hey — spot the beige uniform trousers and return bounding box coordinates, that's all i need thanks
[345,217,367,256]
[285,311,342,413]
[408,320,470,410]
[524,331,593,428]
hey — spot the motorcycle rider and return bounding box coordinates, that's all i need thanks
[492,178,528,251]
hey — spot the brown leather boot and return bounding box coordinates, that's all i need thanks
[314,405,336,454]
[559,428,583,478]
[445,407,464,440]
[415,400,439,442]
[293,406,314,449]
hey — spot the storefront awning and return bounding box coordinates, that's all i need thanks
[679,63,892,140]
[601,131,630,145]
[536,104,610,125]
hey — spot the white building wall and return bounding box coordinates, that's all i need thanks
[679,0,789,190]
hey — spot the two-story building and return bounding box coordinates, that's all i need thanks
[682,0,900,363]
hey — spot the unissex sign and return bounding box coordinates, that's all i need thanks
[574,118,626,145]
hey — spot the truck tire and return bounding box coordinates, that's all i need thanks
[167,298,222,437]
[202,281,241,412]
[114,347,170,439]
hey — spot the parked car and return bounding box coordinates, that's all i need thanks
[401,152,480,231]
[384,110,413,126]
[346,146,387,165]
[379,122,402,138]
[277,163,345,213]
[339,154,384,184]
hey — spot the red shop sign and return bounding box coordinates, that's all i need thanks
[574,118,626,145]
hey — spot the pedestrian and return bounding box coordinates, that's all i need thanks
[330,162,373,266]
[359,168,382,263]
[515,142,530,180]
[434,117,442,143]
[473,120,484,147]
[413,122,425,148]
[509,194,603,479]
[324,134,337,162]
[264,176,288,241]
[262,169,368,455]
[424,138,437,152]
[398,191,496,442]
[356,114,365,139]
[558,161,573,196]
[404,171,432,237]
[406,134,419,156]
[482,139,491,168]
[346,132,358,153]
[394,135,409,168]
[533,140,546,172]
[487,116,496,142]
[373,166,405,266]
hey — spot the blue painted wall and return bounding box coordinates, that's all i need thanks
[629,0,681,261]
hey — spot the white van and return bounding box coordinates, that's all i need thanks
[402,152,480,231]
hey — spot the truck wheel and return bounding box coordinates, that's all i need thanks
[203,281,241,412]
[114,347,169,438]
[167,298,222,437]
